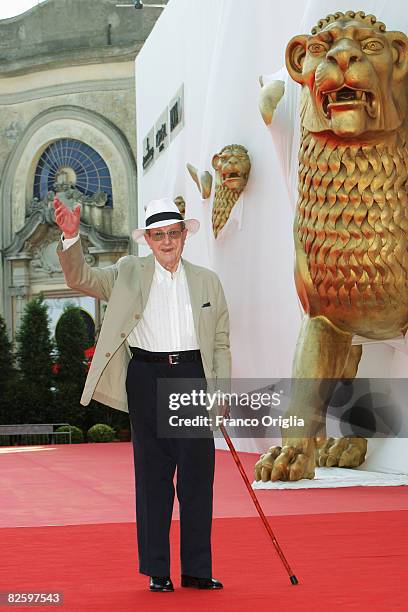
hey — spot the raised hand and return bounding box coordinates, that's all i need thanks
[53,197,81,238]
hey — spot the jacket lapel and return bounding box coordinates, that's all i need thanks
[183,258,204,337]
[139,254,155,311]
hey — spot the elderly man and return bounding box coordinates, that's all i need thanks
[54,196,231,592]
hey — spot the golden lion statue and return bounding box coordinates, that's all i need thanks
[187,144,251,238]
[211,144,251,237]
[256,10,408,481]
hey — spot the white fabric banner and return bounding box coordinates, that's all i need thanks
[135,0,408,474]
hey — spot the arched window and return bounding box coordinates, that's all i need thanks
[33,139,113,206]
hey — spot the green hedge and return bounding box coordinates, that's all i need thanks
[87,423,116,443]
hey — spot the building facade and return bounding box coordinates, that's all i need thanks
[0,0,164,341]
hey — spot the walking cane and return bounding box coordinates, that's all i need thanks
[219,423,299,585]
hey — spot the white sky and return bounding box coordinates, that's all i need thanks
[0,1,45,20]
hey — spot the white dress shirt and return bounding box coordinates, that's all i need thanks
[62,234,199,352]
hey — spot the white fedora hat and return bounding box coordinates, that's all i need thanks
[132,197,200,245]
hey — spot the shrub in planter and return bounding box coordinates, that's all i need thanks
[55,425,84,444]
[87,423,116,443]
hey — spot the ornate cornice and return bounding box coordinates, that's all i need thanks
[0,44,143,78]
[0,77,135,106]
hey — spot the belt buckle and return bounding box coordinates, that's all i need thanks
[168,353,180,365]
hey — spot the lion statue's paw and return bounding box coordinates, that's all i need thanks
[254,438,316,482]
[316,437,367,468]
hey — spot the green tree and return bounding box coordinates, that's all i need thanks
[14,296,54,423]
[54,304,89,429]
[0,313,16,425]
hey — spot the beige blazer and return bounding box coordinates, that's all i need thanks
[57,239,231,424]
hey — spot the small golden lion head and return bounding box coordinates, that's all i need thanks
[174,195,185,217]
[212,144,251,193]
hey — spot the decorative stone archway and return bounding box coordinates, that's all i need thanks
[0,105,135,335]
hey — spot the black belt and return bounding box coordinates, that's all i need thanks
[130,346,201,365]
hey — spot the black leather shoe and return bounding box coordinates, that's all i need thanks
[149,576,174,592]
[181,575,223,589]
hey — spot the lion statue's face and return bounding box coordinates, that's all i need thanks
[212,145,251,192]
[174,196,185,217]
[286,16,408,137]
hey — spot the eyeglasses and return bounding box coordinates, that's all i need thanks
[148,229,184,242]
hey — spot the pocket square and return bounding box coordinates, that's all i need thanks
[202,302,211,308]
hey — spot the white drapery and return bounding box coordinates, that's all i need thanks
[135,0,408,472]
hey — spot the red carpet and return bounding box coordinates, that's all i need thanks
[1,444,407,610]
[2,512,407,611]
[1,444,407,527]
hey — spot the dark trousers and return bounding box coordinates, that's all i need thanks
[126,349,215,578]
